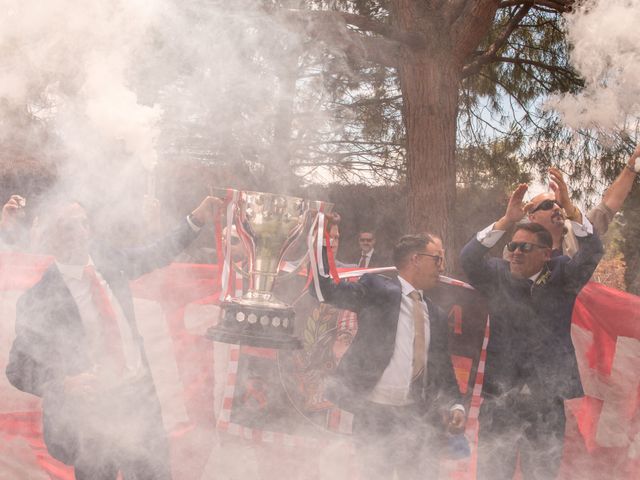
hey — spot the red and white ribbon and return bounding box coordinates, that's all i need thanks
[219,189,239,301]
[323,224,340,284]
[307,213,324,302]
[306,206,341,302]
[315,209,326,277]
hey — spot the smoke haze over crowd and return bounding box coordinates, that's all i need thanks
[550,0,640,132]
[1,1,639,479]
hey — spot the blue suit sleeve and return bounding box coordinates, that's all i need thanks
[309,273,369,313]
[308,246,369,312]
[110,219,200,279]
[460,237,502,293]
[562,231,604,293]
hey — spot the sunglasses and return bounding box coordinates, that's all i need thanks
[415,253,444,267]
[530,199,562,214]
[506,241,549,253]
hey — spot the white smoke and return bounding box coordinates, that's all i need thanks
[548,0,640,131]
[0,0,326,205]
[0,0,165,175]
[0,2,355,479]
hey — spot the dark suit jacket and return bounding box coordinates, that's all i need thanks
[352,250,388,268]
[6,220,199,464]
[313,272,462,421]
[460,231,603,400]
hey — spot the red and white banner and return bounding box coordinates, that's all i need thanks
[0,253,638,479]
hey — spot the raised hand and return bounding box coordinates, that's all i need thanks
[548,167,572,210]
[495,184,528,231]
[1,195,26,228]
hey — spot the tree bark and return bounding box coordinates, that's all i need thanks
[391,0,499,263]
[398,51,460,255]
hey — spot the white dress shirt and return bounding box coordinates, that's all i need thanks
[57,258,142,384]
[368,275,431,406]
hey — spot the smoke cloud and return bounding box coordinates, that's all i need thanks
[0,0,331,207]
[0,1,356,479]
[549,0,640,131]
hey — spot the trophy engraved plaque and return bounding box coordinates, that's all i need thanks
[208,190,327,349]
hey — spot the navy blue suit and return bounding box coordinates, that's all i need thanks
[460,229,603,480]
[317,273,461,415]
[314,271,461,479]
[6,220,199,479]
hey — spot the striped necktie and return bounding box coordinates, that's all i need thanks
[83,265,126,373]
[408,290,426,379]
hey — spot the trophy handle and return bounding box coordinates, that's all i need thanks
[231,253,309,279]
[278,252,309,279]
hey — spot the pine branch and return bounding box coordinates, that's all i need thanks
[461,3,531,78]
[279,9,401,67]
[492,55,578,80]
[499,1,573,12]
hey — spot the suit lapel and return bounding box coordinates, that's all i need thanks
[41,265,84,332]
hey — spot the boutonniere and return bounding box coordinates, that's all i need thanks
[534,265,551,288]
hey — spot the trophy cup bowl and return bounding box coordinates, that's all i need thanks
[208,190,326,349]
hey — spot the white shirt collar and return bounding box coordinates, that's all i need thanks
[56,257,95,281]
[361,248,374,258]
[528,270,542,282]
[397,275,422,298]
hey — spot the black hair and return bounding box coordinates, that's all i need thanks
[513,222,552,248]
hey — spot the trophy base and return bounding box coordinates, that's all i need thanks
[207,301,302,350]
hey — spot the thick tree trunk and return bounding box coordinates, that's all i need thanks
[398,51,460,254]
[390,0,498,264]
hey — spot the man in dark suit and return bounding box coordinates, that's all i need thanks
[460,184,603,480]
[353,230,387,268]
[6,195,220,480]
[315,233,464,480]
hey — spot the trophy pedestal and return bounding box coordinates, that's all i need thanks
[207,300,302,350]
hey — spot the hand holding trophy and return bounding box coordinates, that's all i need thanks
[208,190,333,350]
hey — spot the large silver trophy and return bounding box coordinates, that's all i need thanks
[208,190,331,349]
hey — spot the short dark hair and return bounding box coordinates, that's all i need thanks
[513,222,552,248]
[393,233,436,268]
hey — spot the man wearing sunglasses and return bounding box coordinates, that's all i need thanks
[314,233,464,479]
[526,144,640,257]
[461,184,603,480]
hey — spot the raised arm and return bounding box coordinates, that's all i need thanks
[116,196,222,279]
[461,184,528,288]
[600,145,639,217]
[308,246,369,312]
[563,221,604,293]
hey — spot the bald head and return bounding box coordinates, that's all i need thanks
[527,192,565,236]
